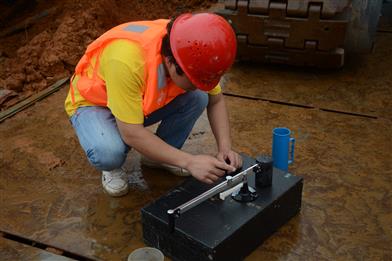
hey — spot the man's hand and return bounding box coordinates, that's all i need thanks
[186,155,235,184]
[207,93,241,173]
[216,150,243,172]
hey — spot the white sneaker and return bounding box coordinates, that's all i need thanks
[141,156,191,177]
[102,168,129,197]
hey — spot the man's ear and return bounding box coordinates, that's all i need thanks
[163,56,171,65]
[163,56,173,72]
[163,56,173,77]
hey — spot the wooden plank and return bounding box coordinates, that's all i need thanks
[0,77,69,122]
[0,7,57,38]
[0,237,72,260]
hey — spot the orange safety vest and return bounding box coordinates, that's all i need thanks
[70,19,185,116]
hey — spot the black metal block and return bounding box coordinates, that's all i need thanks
[141,155,303,261]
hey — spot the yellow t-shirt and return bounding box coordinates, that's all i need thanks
[64,39,221,124]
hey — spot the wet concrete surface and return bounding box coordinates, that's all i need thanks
[1,35,392,261]
[228,97,391,261]
[0,87,213,260]
[222,33,392,120]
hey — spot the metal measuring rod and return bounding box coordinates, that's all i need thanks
[167,163,261,233]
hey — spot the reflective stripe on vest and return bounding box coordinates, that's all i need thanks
[70,19,185,116]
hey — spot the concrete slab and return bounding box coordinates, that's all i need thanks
[225,96,392,260]
[1,86,391,260]
[222,33,392,120]
[0,237,73,260]
[0,87,184,260]
[0,87,216,260]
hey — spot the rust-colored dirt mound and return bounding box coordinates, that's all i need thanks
[0,0,216,109]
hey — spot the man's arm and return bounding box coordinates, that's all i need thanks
[207,93,242,169]
[100,40,234,184]
[116,120,235,184]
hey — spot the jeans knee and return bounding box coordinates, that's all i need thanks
[86,144,127,171]
[188,90,208,113]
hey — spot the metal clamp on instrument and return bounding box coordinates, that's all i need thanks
[167,161,271,232]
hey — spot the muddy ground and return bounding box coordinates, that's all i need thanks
[1,1,392,261]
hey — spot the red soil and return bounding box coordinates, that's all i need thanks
[0,0,216,109]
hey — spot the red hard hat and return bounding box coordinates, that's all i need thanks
[170,13,237,91]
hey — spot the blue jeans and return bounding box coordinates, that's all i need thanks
[70,90,208,171]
